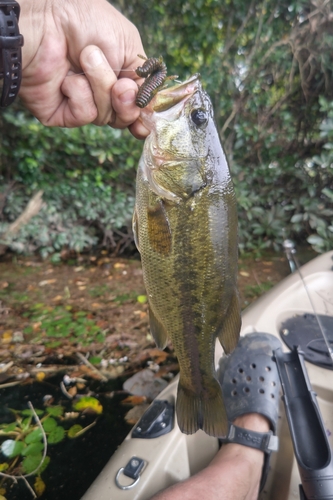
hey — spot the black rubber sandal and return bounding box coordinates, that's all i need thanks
[218,332,282,492]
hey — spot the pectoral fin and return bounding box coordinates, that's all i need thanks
[149,305,168,349]
[147,201,172,256]
[217,290,241,354]
[132,209,140,253]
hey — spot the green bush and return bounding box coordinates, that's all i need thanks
[233,98,333,252]
[0,111,141,257]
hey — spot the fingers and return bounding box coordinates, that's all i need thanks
[57,73,98,127]
[80,45,117,125]
[80,45,148,134]
[109,79,139,126]
[128,119,151,140]
[111,79,150,139]
[48,44,151,134]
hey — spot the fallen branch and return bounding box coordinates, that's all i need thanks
[0,190,44,255]
[0,381,21,389]
[60,380,74,399]
[76,352,108,382]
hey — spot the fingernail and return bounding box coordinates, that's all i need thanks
[119,89,136,104]
[87,48,105,68]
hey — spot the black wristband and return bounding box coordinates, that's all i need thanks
[0,0,24,108]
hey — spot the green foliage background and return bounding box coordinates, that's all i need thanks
[1,0,333,256]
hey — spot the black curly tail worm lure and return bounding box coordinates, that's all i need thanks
[135,55,168,108]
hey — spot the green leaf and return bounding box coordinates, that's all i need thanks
[1,439,24,458]
[46,406,64,417]
[21,417,32,430]
[75,311,87,318]
[25,428,43,444]
[34,476,46,497]
[67,425,83,438]
[73,397,103,414]
[45,340,62,348]
[137,295,147,304]
[22,442,44,456]
[21,453,43,474]
[89,356,102,365]
[42,417,58,432]
[39,454,50,473]
[0,462,9,472]
[95,332,106,343]
[1,422,17,433]
[21,409,44,417]
[290,213,303,223]
[47,425,65,444]
[307,235,324,245]
[322,187,333,201]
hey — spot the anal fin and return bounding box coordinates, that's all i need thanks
[218,290,241,354]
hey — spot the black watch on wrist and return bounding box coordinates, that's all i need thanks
[0,0,24,108]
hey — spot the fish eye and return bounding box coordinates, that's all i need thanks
[191,109,207,127]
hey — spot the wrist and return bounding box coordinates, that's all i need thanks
[18,0,47,70]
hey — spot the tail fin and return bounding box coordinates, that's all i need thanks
[176,378,228,438]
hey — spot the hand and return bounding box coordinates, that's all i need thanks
[18,0,149,138]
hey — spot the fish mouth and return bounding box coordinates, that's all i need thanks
[152,74,201,112]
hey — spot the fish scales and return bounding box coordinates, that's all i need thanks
[133,75,241,437]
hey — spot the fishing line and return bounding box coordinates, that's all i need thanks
[283,239,333,364]
[65,69,137,78]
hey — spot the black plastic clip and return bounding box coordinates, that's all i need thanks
[132,399,174,439]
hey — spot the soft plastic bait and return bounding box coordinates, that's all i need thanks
[135,55,168,108]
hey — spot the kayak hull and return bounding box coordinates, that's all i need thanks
[82,251,333,500]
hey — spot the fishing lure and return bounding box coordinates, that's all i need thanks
[135,55,170,108]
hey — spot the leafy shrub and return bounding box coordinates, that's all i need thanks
[0,111,142,257]
[233,97,333,253]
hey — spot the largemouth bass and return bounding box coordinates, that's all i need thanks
[133,74,241,437]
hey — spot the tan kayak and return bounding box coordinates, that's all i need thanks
[82,250,333,500]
